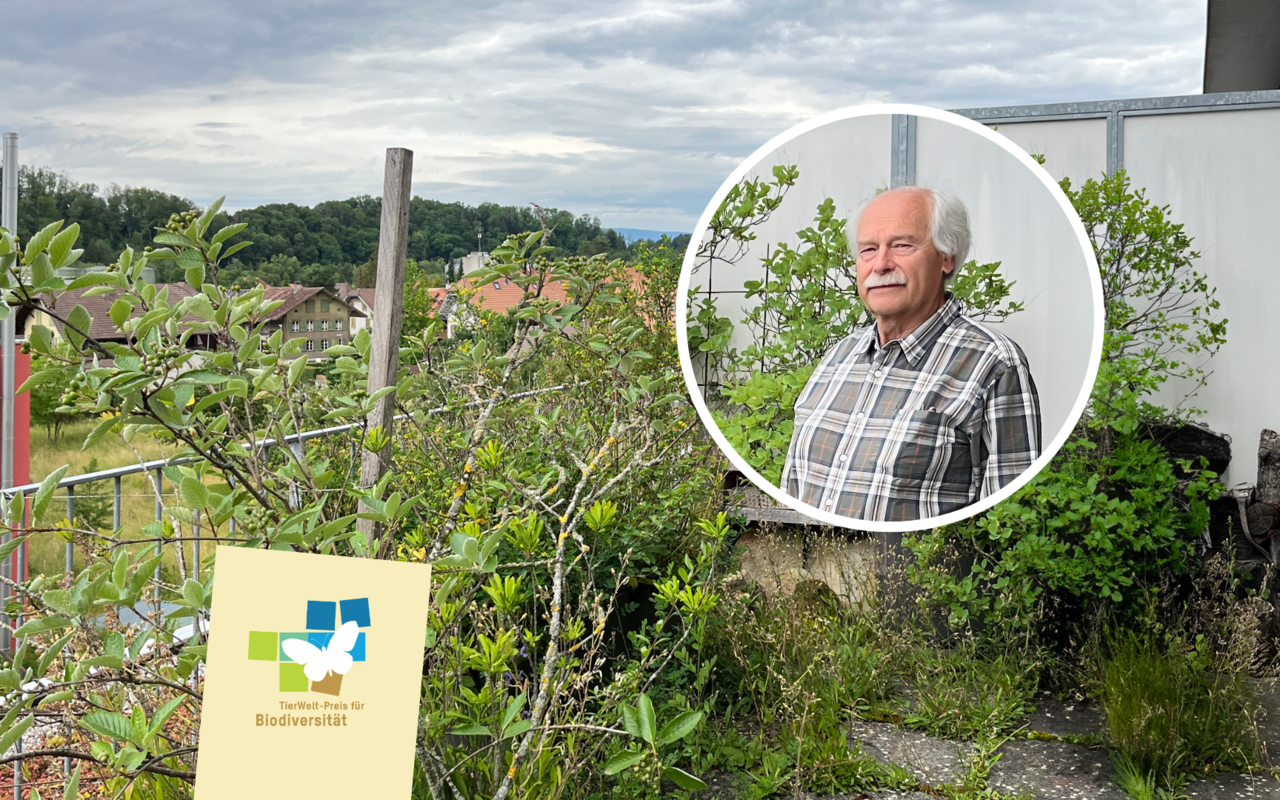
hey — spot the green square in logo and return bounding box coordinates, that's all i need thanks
[279,632,308,661]
[248,631,277,661]
[279,662,309,692]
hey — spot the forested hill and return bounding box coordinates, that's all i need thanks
[10,166,661,287]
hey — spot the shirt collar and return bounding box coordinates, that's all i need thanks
[860,293,962,367]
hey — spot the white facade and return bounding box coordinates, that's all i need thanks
[960,92,1280,486]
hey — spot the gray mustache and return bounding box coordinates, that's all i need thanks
[864,271,908,288]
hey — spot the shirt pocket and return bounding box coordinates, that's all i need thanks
[885,408,972,485]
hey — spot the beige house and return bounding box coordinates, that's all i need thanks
[261,284,366,361]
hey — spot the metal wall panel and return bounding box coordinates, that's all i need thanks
[914,117,1098,445]
[988,119,1110,184]
[1123,107,1280,484]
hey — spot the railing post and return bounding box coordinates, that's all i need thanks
[0,494,10,658]
[62,489,73,779]
[11,491,20,800]
[64,487,74,578]
[113,476,121,532]
[152,469,163,609]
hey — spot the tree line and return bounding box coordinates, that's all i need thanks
[8,165,675,289]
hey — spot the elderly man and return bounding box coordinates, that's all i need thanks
[781,186,1040,522]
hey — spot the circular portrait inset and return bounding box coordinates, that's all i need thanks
[676,104,1103,532]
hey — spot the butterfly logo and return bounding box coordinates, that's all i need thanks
[281,620,360,682]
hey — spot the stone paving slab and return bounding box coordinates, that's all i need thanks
[987,739,1125,800]
[1025,692,1106,740]
[848,720,975,786]
[1185,773,1280,799]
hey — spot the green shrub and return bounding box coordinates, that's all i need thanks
[906,436,1218,632]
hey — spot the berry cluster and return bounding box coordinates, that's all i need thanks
[139,344,183,377]
[166,209,200,234]
[58,371,91,406]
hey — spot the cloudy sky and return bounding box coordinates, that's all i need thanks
[1,0,1206,230]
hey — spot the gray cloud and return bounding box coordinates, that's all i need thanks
[0,0,1205,229]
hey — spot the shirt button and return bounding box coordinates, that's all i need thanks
[838,454,847,462]
[874,369,883,378]
[824,500,833,509]
[855,412,864,419]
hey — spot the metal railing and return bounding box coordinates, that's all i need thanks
[0,380,577,639]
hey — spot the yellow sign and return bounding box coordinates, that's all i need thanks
[195,546,431,799]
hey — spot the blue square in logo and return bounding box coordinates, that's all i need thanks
[340,597,371,628]
[351,632,366,662]
[306,600,336,630]
[308,631,333,649]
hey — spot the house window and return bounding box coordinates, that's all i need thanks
[335,319,343,331]
[305,339,314,352]
[321,320,329,331]
[321,299,330,312]
[305,299,315,313]
[335,336,343,346]
[493,282,501,290]
[319,339,328,349]
[291,320,300,332]
[306,321,314,331]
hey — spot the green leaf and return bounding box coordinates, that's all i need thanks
[180,476,210,509]
[656,709,702,745]
[0,534,27,564]
[451,723,493,737]
[81,414,119,452]
[211,222,247,245]
[145,697,186,745]
[62,763,81,800]
[15,615,71,638]
[501,691,527,733]
[46,223,81,269]
[24,220,62,264]
[637,694,656,744]
[621,704,641,738]
[602,749,645,775]
[32,465,69,521]
[181,579,205,608]
[501,719,531,740]
[81,711,136,744]
[65,304,91,349]
[0,715,34,756]
[661,767,707,791]
[38,632,74,677]
[288,354,307,386]
[109,298,133,328]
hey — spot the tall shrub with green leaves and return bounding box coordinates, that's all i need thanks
[0,200,727,799]
[907,168,1228,633]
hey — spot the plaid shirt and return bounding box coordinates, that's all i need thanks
[781,295,1041,522]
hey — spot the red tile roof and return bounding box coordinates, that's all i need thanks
[260,285,366,320]
[42,283,201,340]
[453,275,570,314]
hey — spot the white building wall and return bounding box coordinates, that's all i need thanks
[1120,108,1280,485]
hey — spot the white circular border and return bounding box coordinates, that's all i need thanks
[675,102,1105,533]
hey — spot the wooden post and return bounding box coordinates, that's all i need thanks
[358,148,413,554]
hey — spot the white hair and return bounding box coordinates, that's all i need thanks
[852,186,971,283]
